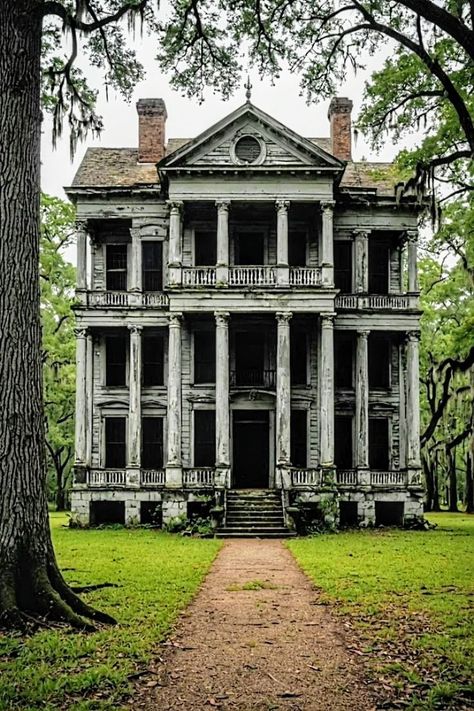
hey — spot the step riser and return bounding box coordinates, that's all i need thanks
[219,490,292,538]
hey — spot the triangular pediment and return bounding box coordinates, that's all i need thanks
[159,103,343,172]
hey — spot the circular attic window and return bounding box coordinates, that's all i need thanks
[234,135,262,164]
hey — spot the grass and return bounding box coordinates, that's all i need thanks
[0,513,222,711]
[287,512,474,710]
[226,579,278,591]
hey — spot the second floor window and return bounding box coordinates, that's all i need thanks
[105,335,127,386]
[291,410,307,467]
[194,410,215,467]
[335,415,353,468]
[194,331,216,384]
[195,230,217,266]
[369,417,389,469]
[369,334,390,389]
[105,417,126,468]
[106,244,127,291]
[143,333,165,386]
[288,231,307,267]
[334,241,352,293]
[334,332,354,388]
[141,417,164,468]
[142,242,163,291]
[235,231,264,265]
[291,329,308,385]
[369,237,390,294]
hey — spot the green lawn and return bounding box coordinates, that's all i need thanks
[0,513,222,711]
[288,512,474,710]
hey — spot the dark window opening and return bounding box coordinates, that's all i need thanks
[105,417,126,468]
[106,244,127,291]
[194,410,215,467]
[369,238,390,293]
[140,501,163,527]
[375,501,404,526]
[335,416,353,469]
[143,333,164,386]
[339,501,358,527]
[90,501,125,526]
[334,241,352,293]
[233,331,271,386]
[142,242,163,291]
[141,417,164,469]
[288,231,307,267]
[235,136,262,163]
[187,500,212,520]
[106,335,127,386]
[291,410,307,467]
[235,232,264,265]
[369,334,390,389]
[194,330,216,384]
[195,230,217,266]
[334,332,354,389]
[369,418,389,470]
[291,329,307,385]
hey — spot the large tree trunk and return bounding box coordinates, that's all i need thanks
[446,446,459,512]
[0,0,113,629]
[422,452,434,511]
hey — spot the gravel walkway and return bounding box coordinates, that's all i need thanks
[132,539,377,710]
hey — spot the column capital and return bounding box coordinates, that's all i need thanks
[357,329,370,339]
[130,227,141,240]
[276,311,292,323]
[128,324,143,335]
[321,314,335,328]
[406,330,420,343]
[75,219,88,232]
[215,200,230,212]
[320,200,335,214]
[168,312,183,327]
[167,200,184,213]
[214,311,230,326]
[406,229,418,243]
[74,327,88,339]
[276,199,290,212]
[353,229,370,240]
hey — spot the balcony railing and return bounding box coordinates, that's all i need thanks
[141,469,166,486]
[289,267,322,286]
[371,470,407,486]
[335,293,419,311]
[229,265,276,286]
[291,468,323,486]
[87,469,126,486]
[336,469,359,486]
[230,368,276,389]
[182,267,216,287]
[82,291,169,308]
[183,468,215,487]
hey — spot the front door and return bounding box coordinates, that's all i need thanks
[232,410,269,488]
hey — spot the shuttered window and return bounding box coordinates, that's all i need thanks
[142,242,163,291]
[143,333,164,386]
[105,417,126,468]
[334,241,352,293]
[141,417,164,469]
[106,244,127,291]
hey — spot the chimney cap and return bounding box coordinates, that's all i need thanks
[136,98,168,118]
[328,97,353,118]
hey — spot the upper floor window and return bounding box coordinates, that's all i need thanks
[369,237,390,294]
[288,231,307,267]
[369,417,389,469]
[291,329,308,385]
[195,230,217,266]
[194,410,215,467]
[334,332,354,389]
[335,415,353,468]
[334,241,352,293]
[105,334,128,386]
[143,332,165,386]
[235,231,264,265]
[106,244,127,291]
[369,334,390,389]
[105,417,126,468]
[142,242,163,291]
[141,417,164,469]
[194,330,216,384]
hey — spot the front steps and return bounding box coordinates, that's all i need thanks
[216,489,295,538]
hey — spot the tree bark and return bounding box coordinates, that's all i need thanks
[446,447,459,512]
[0,0,113,629]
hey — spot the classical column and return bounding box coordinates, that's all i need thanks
[406,331,421,474]
[129,227,142,293]
[216,201,230,286]
[167,201,183,286]
[86,330,94,466]
[276,312,292,488]
[166,313,183,486]
[215,312,230,486]
[406,230,419,293]
[354,230,369,293]
[127,326,142,473]
[320,315,335,467]
[355,330,369,470]
[321,201,335,286]
[276,200,290,286]
[76,221,88,292]
[74,328,88,469]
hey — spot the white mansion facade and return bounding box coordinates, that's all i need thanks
[68,97,424,531]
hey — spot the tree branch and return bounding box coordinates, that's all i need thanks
[42,0,149,33]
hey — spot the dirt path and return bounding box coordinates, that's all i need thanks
[132,540,377,711]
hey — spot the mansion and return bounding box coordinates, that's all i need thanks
[68,95,424,533]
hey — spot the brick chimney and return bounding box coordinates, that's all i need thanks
[328,97,353,161]
[136,98,168,163]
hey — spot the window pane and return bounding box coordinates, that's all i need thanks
[142,242,163,291]
[105,417,126,468]
[141,417,164,468]
[195,231,217,266]
[106,244,127,291]
[143,333,164,386]
[194,331,216,384]
[369,334,390,389]
[334,332,354,388]
[291,410,307,467]
[105,335,127,386]
[335,416,353,468]
[369,238,389,293]
[369,418,389,469]
[334,242,352,293]
[291,329,307,385]
[194,410,215,467]
[288,231,306,267]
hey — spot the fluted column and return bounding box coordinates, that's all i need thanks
[355,330,369,471]
[406,331,421,480]
[406,230,419,293]
[354,230,369,293]
[76,220,88,293]
[167,201,183,286]
[276,312,292,488]
[129,227,142,293]
[215,312,230,486]
[276,200,290,286]
[127,326,142,480]
[166,313,183,486]
[74,328,88,473]
[216,201,230,286]
[321,201,335,286]
[320,315,335,467]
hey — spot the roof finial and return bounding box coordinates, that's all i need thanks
[245,75,252,102]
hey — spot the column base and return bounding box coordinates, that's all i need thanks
[216,265,229,286]
[276,265,289,286]
[407,467,423,488]
[73,464,87,486]
[321,465,336,487]
[166,465,183,488]
[277,465,291,490]
[126,467,140,487]
[321,264,334,286]
[168,266,182,286]
[357,467,370,487]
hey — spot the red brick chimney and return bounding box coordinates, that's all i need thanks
[136,98,168,163]
[328,97,353,161]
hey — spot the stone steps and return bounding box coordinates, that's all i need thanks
[217,488,294,538]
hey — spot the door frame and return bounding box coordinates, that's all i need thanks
[230,406,275,488]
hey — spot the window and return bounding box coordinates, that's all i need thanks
[194,410,215,467]
[195,230,217,266]
[141,417,164,469]
[235,231,264,265]
[369,237,390,293]
[234,136,262,163]
[105,335,127,386]
[291,329,307,385]
[105,417,126,468]
[335,416,353,468]
[143,332,164,386]
[235,331,266,386]
[142,242,162,291]
[369,334,390,389]
[106,244,127,291]
[194,331,215,384]
[291,410,307,467]
[334,241,352,293]
[369,418,389,470]
[288,231,307,267]
[334,332,354,388]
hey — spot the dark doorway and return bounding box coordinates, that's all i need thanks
[232,410,269,488]
[234,331,266,386]
[235,231,264,264]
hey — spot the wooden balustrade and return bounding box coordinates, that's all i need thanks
[86,292,169,307]
[183,468,216,486]
[336,469,358,485]
[290,468,322,486]
[289,267,321,286]
[371,470,406,486]
[335,294,418,310]
[182,267,216,286]
[229,266,277,286]
[141,469,166,486]
[87,469,126,486]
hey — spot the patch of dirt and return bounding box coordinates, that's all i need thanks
[131,540,379,710]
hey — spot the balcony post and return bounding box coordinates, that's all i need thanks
[355,330,370,472]
[276,200,290,286]
[406,331,422,484]
[216,200,230,286]
[354,229,369,293]
[73,327,88,484]
[166,313,183,487]
[127,324,142,487]
[167,201,183,286]
[75,220,88,293]
[215,311,230,487]
[276,311,292,488]
[129,227,142,293]
[321,201,335,286]
[320,315,335,468]
[406,230,419,293]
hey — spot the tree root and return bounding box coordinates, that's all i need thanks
[71,582,119,593]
